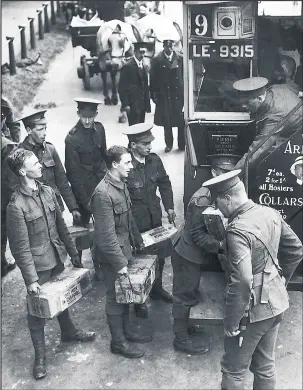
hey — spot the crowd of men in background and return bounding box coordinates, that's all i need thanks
[1,34,303,390]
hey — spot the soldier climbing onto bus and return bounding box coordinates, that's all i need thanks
[231,76,302,173]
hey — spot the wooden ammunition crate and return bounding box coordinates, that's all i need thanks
[68,223,94,251]
[27,267,92,319]
[141,224,178,256]
[202,207,227,241]
[115,255,157,304]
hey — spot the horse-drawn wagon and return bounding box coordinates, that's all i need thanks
[70,23,101,90]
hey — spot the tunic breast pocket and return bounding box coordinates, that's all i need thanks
[149,174,159,190]
[78,147,93,165]
[24,208,45,235]
[42,158,56,183]
[128,181,144,200]
[113,202,129,227]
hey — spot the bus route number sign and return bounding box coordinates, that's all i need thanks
[189,42,255,59]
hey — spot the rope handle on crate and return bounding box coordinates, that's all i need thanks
[117,273,135,301]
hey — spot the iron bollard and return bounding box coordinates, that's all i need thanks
[43,4,50,33]
[37,10,44,40]
[56,1,61,17]
[19,26,27,59]
[6,37,17,75]
[28,17,36,49]
[51,0,56,24]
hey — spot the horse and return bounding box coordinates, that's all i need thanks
[96,20,142,124]
[135,14,183,72]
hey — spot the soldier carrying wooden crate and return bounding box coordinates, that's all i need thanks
[6,148,95,381]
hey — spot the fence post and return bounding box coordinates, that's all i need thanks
[43,4,50,32]
[6,37,16,75]
[37,10,44,40]
[51,0,56,24]
[19,26,27,59]
[56,1,61,16]
[28,17,36,49]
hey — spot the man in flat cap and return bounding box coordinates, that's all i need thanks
[6,148,95,380]
[118,42,151,126]
[124,123,175,318]
[202,170,302,390]
[65,98,107,277]
[232,76,302,173]
[171,156,238,355]
[150,38,185,153]
[18,110,81,225]
[1,96,20,142]
[91,145,150,359]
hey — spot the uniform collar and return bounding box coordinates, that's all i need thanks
[131,153,151,168]
[19,180,42,196]
[105,171,125,190]
[164,51,173,61]
[256,89,274,121]
[228,200,255,223]
[22,136,46,151]
[76,120,97,132]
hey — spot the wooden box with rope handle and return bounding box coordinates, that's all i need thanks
[115,255,158,304]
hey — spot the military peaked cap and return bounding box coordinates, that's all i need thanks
[74,97,102,112]
[233,77,268,102]
[123,122,155,143]
[202,169,242,198]
[17,110,47,127]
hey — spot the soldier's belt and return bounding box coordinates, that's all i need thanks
[253,265,281,304]
[253,265,280,288]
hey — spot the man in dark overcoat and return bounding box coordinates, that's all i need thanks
[118,42,151,126]
[150,39,185,153]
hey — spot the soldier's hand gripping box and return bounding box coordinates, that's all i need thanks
[115,255,157,304]
[141,224,178,255]
[27,267,92,319]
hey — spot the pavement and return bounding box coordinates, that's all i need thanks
[1,13,303,390]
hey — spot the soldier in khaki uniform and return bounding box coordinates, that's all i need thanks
[202,170,303,390]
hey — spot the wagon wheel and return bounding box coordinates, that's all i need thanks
[82,59,91,90]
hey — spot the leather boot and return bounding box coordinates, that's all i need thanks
[150,257,173,303]
[173,319,209,355]
[29,328,47,380]
[58,309,96,342]
[107,314,144,358]
[123,305,152,343]
[134,303,149,318]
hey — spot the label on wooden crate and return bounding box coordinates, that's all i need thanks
[115,255,157,304]
[141,224,178,249]
[27,267,92,319]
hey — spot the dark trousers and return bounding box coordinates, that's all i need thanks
[221,314,283,390]
[164,126,185,149]
[27,263,76,335]
[100,262,127,316]
[127,110,146,126]
[171,249,201,320]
